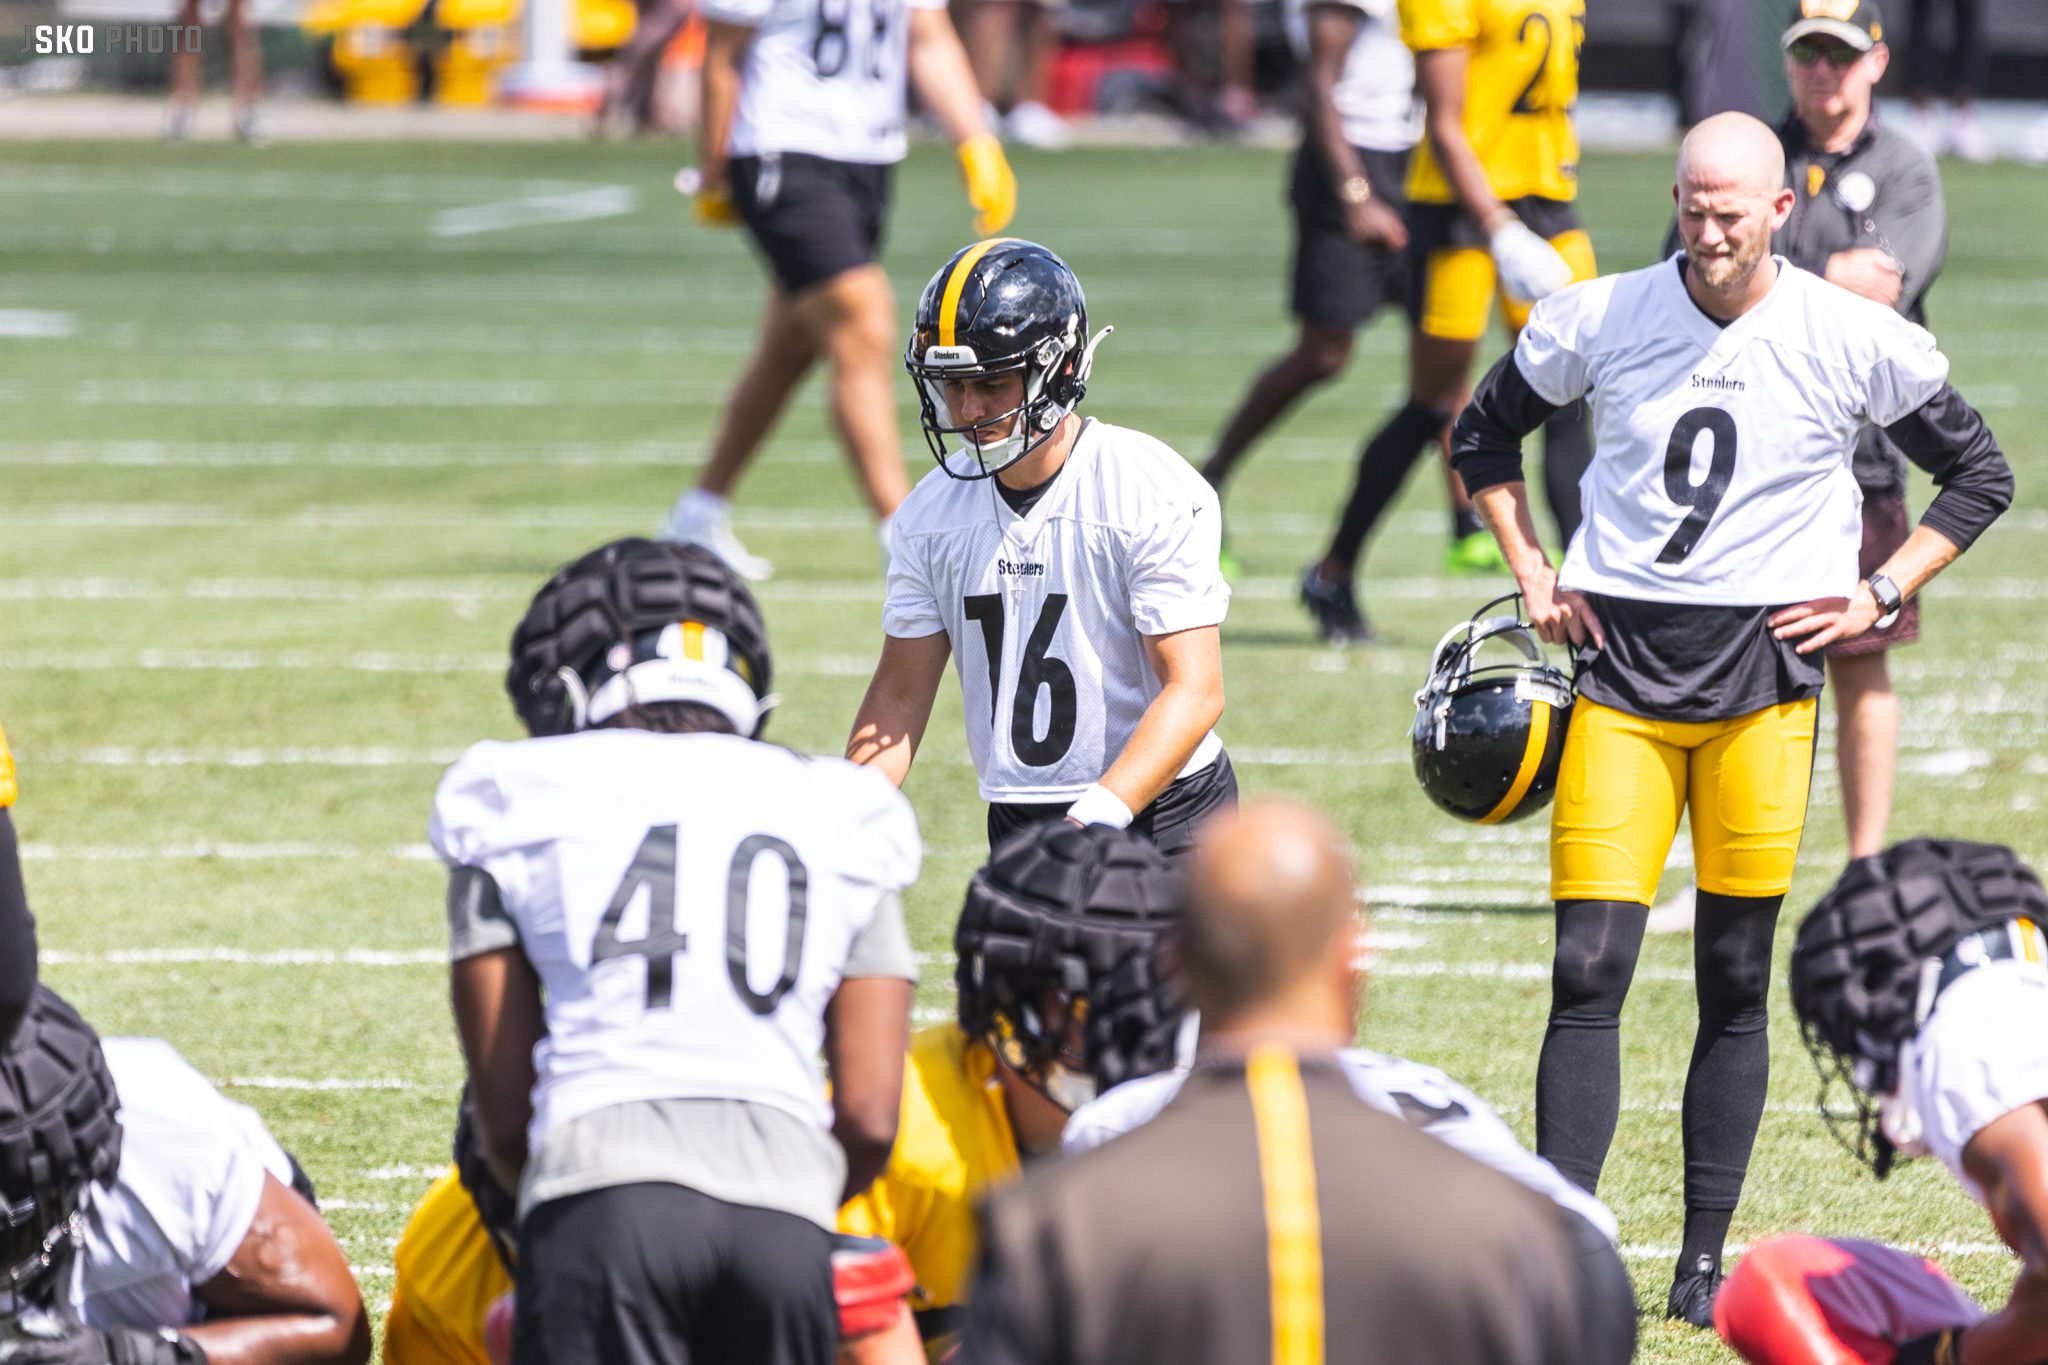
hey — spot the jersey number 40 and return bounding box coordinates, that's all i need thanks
[594,824,809,1016]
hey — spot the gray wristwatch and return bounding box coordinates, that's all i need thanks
[1867,572,1903,629]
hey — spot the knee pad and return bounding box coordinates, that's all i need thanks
[1550,900,1647,1024]
[831,1233,916,1341]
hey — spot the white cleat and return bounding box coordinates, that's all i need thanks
[1004,101,1071,151]
[660,491,774,581]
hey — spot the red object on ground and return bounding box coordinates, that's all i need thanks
[1046,32,1174,116]
[1715,1235,1987,1365]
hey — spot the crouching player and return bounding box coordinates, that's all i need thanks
[1720,838,2048,1363]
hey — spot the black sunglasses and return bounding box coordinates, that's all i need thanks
[1788,39,1865,68]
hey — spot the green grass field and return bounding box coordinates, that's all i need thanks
[2,137,2045,1361]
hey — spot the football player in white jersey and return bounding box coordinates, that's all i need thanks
[1197,0,1415,578]
[1449,111,2013,1327]
[438,538,922,1365]
[1718,840,2048,1365]
[0,989,369,1365]
[662,0,1018,578]
[847,239,1235,856]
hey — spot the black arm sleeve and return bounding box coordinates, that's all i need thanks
[0,811,40,1048]
[1450,351,1560,496]
[1881,383,2014,551]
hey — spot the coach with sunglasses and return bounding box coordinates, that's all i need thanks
[1778,0,1948,864]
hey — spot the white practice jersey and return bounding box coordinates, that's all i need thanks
[884,420,1231,803]
[1282,0,1418,152]
[1893,960,2048,1202]
[432,729,921,1153]
[1063,1047,1618,1243]
[704,0,946,163]
[1515,256,1949,606]
[72,1039,296,1332]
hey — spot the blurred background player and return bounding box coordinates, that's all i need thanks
[662,0,1016,578]
[0,987,370,1365]
[836,821,1181,1359]
[1164,0,1255,133]
[963,799,1634,1365]
[165,0,264,143]
[1779,0,1949,863]
[849,239,1233,854]
[1719,840,2048,1364]
[1452,112,2011,1326]
[439,538,920,1365]
[1298,0,1594,644]
[592,0,694,137]
[1904,0,1993,160]
[962,0,1069,147]
[1196,0,1414,580]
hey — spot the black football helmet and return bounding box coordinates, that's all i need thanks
[1791,839,2048,1177]
[1411,593,1574,825]
[904,238,1112,481]
[0,987,123,1312]
[955,822,1182,1111]
[507,537,774,739]
[1083,939,1192,1095]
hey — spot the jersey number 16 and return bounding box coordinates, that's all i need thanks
[593,824,811,1016]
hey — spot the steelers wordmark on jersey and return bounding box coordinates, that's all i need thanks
[1514,257,1947,605]
[432,729,921,1150]
[883,419,1230,803]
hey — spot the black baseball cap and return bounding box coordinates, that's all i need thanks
[1784,0,1884,51]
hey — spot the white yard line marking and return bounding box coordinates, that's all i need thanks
[25,842,435,863]
[0,309,74,338]
[432,185,636,238]
[45,947,443,966]
[27,745,466,767]
[223,1076,426,1091]
[362,1165,444,1181]
[1376,961,1695,982]
[0,649,878,676]
[1622,1240,2015,1262]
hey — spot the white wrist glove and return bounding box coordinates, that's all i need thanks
[1065,784,1135,830]
[1488,218,1574,303]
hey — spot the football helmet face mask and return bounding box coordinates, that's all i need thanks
[905,238,1113,481]
[1790,839,2048,1178]
[955,823,1183,1112]
[506,537,775,740]
[1411,593,1575,824]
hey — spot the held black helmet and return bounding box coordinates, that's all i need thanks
[1790,839,2048,1176]
[1411,593,1574,825]
[905,238,1113,481]
[0,987,123,1311]
[507,537,774,739]
[955,822,1182,1111]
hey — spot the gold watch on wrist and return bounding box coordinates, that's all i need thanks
[1337,175,1373,205]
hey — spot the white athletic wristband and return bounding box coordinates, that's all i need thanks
[1065,784,1134,830]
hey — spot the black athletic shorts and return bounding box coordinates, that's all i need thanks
[515,1182,836,1365]
[1289,144,1412,332]
[986,751,1239,859]
[729,152,892,294]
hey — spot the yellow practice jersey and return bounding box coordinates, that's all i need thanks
[1,721,17,809]
[1400,0,1583,204]
[838,1024,1022,1346]
[383,1168,513,1365]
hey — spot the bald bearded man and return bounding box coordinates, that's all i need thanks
[961,800,1632,1365]
[1451,111,2012,1325]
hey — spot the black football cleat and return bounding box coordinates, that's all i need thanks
[1666,1253,1724,1329]
[1298,565,1377,645]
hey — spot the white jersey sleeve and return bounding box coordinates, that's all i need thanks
[430,730,922,1153]
[882,422,1229,803]
[1858,310,1949,427]
[74,1040,280,1331]
[1511,277,1606,407]
[1897,961,2048,1201]
[1062,1048,1617,1242]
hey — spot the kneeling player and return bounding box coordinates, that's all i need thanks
[1718,839,2048,1364]
[383,1099,517,1365]
[0,988,369,1365]
[440,538,922,1365]
[836,820,1182,1358]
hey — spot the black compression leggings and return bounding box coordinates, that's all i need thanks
[1535,893,1780,1272]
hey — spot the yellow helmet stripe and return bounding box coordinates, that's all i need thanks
[1477,699,1552,826]
[1247,1045,1325,1365]
[680,620,707,662]
[938,238,1018,348]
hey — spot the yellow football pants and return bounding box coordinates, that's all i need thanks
[1418,228,1599,342]
[1550,697,1818,906]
